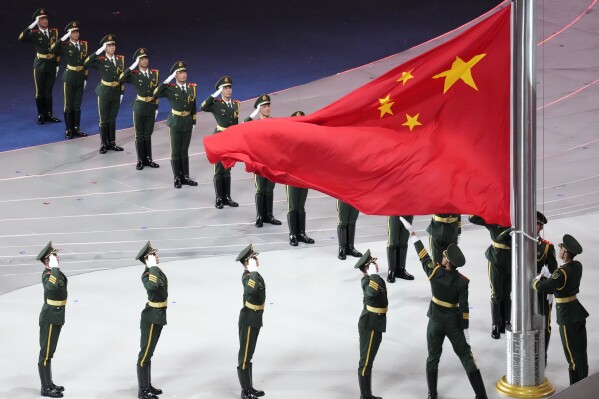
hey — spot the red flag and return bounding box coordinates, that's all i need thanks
[204,6,511,226]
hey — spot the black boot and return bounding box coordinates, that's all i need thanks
[467,369,488,399]
[248,363,265,397]
[491,302,501,339]
[214,177,224,209]
[171,160,182,189]
[568,369,577,385]
[386,246,397,283]
[395,243,414,280]
[263,192,282,225]
[288,211,299,246]
[297,211,315,243]
[147,364,162,396]
[426,370,438,399]
[99,125,109,153]
[346,223,362,257]
[73,110,87,136]
[180,157,198,186]
[36,98,45,124]
[502,299,511,333]
[358,373,382,399]
[47,363,64,393]
[237,367,259,399]
[137,365,159,399]
[255,194,264,227]
[223,175,239,207]
[144,139,159,167]
[39,364,63,398]
[337,225,348,260]
[64,112,73,139]
[44,97,61,122]
[109,124,124,151]
[135,140,145,170]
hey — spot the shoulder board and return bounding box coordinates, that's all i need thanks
[233,100,240,103]
[132,70,139,74]
[50,28,58,31]
[62,41,70,46]
[99,56,106,60]
[541,239,552,245]
[189,83,196,87]
[168,83,176,87]
[80,40,87,43]
[117,55,124,58]
[31,29,39,33]
[151,69,158,72]
[215,99,223,102]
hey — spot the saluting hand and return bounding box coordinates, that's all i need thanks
[146,254,157,267]
[249,107,260,120]
[163,71,176,84]
[95,42,107,55]
[129,57,140,71]
[60,30,71,42]
[28,16,40,30]
[211,86,223,98]
[48,254,59,268]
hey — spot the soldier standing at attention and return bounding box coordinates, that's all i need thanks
[355,250,387,399]
[337,200,362,260]
[236,244,266,399]
[18,8,61,125]
[533,234,588,385]
[426,214,461,265]
[153,61,198,189]
[201,76,239,209]
[400,217,487,399]
[49,21,88,139]
[386,215,415,282]
[119,48,160,170]
[36,241,67,398]
[135,242,168,399]
[245,95,281,227]
[85,34,125,153]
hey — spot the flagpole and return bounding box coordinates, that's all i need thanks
[496,1,554,396]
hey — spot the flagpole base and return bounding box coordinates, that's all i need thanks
[496,376,555,398]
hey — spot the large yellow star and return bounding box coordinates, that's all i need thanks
[402,113,422,131]
[377,94,395,118]
[397,69,414,85]
[432,54,487,93]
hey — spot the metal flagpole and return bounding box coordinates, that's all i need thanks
[496,1,554,396]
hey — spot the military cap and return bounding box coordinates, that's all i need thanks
[354,249,376,270]
[133,48,148,59]
[32,8,49,19]
[254,94,271,109]
[236,244,258,264]
[170,61,187,74]
[536,211,548,225]
[291,111,305,117]
[444,243,466,267]
[64,21,79,32]
[36,241,58,261]
[100,34,116,45]
[135,241,157,263]
[559,234,583,255]
[215,76,232,90]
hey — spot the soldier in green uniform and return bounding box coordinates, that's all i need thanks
[426,214,461,265]
[36,241,67,398]
[386,216,414,282]
[49,21,89,139]
[355,250,387,399]
[135,242,168,399]
[533,234,588,385]
[201,76,240,209]
[285,111,315,246]
[400,217,487,399]
[244,95,281,227]
[85,34,125,153]
[535,211,558,365]
[119,48,160,170]
[236,244,266,399]
[153,61,198,189]
[469,215,512,339]
[18,8,61,125]
[337,200,362,260]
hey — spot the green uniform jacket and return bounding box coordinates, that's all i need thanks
[426,214,462,239]
[200,96,240,132]
[415,240,469,329]
[537,237,557,274]
[239,271,266,328]
[49,40,88,85]
[140,266,168,326]
[533,261,589,325]
[469,215,512,266]
[153,83,197,131]
[358,274,388,333]
[84,53,125,97]
[39,267,68,326]
[18,27,60,72]
[119,68,159,116]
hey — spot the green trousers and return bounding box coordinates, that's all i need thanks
[98,92,120,127]
[287,186,308,212]
[238,323,261,370]
[387,216,413,247]
[34,69,56,99]
[488,260,511,303]
[138,321,163,367]
[255,174,275,195]
[38,323,62,366]
[168,127,192,160]
[560,321,588,379]
[426,319,477,373]
[337,200,359,226]
[63,81,84,113]
[358,329,382,377]
[134,111,155,140]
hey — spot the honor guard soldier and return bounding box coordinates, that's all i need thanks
[337,200,362,260]
[400,217,487,399]
[236,244,266,399]
[49,21,89,139]
[468,215,512,339]
[426,214,461,265]
[18,8,61,125]
[285,111,315,246]
[535,211,558,365]
[135,242,168,399]
[245,95,281,227]
[533,234,588,385]
[85,34,125,153]
[355,250,387,399]
[119,48,160,170]
[201,76,240,209]
[36,242,67,398]
[153,61,198,189]
[386,215,415,282]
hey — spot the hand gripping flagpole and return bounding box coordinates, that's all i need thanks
[495,1,554,396]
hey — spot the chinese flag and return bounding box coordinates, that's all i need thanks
[204,6,511,226]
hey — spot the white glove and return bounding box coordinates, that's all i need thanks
[211,86,222,98]
[155,110,158,120]
[84,80,87,90]
[129,58,139,70]
[247,258,259,273]
[28,17,40,30]
[464,329,470,345]
[547,294,553,305]
[541,265,551,279]
[399,217,414,233]
[95,43,107,55]
[48,254,59,268]
[146,254,157,267]
[120,94,123,104]
[60,31,71,42]
[163,71,176,84]
[367,263,378,276]
[249,107,260,119]
[56,66,59,77]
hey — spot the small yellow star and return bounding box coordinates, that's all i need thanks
[397,70,414,85]
[432,54,487,93]
[402,113,422,131]
[377,94,395,118]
